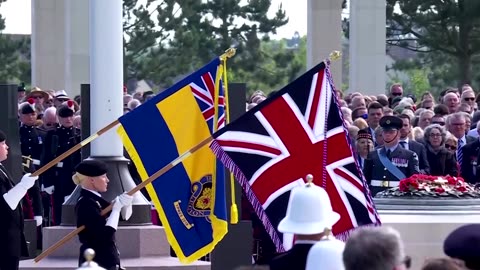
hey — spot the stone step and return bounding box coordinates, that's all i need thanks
[20,256,210,270]
[42,225,171,258]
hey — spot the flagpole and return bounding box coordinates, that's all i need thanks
[32,119,120,176]
[31,49,237,178]
[34,135,214,263]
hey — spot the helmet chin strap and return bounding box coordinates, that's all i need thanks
[383,130,399,144]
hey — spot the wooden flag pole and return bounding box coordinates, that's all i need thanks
[32,120,120,176]
[32,47,237,178]
[34,136,214,263]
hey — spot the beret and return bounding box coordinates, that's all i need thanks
[0,130,6,142]
[19,98,36,115]
[57,100,75,118]
[75,160,108,177]
[444,224,480,269]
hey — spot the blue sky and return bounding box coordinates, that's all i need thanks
[0,0,320,39]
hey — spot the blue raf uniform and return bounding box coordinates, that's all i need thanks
[363,116,420,195]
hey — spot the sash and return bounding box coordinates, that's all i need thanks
[376,149,406,180]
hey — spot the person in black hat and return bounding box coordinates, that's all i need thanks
[74,160,133,270]
[356,129,374,169]
[0,130,39,269]
[363,116,420,195]
[17,83,26,103]
[40,100,81,225]
[444,224,480,269]
[18,100,45,231]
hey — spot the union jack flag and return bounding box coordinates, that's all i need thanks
[209,61,380,252]
[189,67,225,132]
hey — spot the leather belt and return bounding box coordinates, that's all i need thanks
[371,180,399,188]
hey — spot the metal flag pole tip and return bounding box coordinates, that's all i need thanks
[221,48,237,60]
[306,174,314,187]
[329,50,341,61]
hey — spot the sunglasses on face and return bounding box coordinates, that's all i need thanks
[445,144,457,150]
[464,97,475,101]
[432,121,445,126]
[392,92,402,96]
[429,133,442,138]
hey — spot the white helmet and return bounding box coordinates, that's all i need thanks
[305,237,345,270]
[277,175,340,235]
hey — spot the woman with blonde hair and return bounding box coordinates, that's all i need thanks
[353,118,368,130]
[74,160,133,270]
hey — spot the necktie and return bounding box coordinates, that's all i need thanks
[457,140,464,166]
[387,149,392,159]
[400,141,407,149]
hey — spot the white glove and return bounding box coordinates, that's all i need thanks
[42,184,54,195]
[34,216,43,226]
[2,173,38,210]
[121,203,133,221]
[118,193,133,220]
[112,193,133,212]
[106,197,121,230]
[19,173,37,190]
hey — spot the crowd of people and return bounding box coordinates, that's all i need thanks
[6,82,480,270]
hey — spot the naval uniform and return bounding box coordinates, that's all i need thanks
[269,241,316,270]
[76,188,120,270]
[0,164,29,270]
[19,125,44,219]
[363,145,419,195]
[41,125,81,224]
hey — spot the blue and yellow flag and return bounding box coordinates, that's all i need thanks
[117,58,228,263]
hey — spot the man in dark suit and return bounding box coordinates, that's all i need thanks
[0,130,38,270]
[461,122,480,184]
[364,116,420,195]
[398,114,430,174]
[269,176,340,270]
[448,112,476,168]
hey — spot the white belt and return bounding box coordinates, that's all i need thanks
[57,162,63,168]
[371,180,399,188]
[32,159,40,165]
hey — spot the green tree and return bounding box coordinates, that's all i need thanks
[125,0,289,89]
[0,0,29,83]
[386,0,480,87]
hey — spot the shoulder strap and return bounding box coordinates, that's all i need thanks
[376,148,406,180]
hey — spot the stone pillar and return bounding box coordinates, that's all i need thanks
[64,0,90,97]
[31,0,66,91]
[307,0,343,88]
[31,0,88,98]
[87,0,151,224]
[349,0,386,94]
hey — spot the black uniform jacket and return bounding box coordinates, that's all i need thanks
[76,188,119,269]
[41,126,81,197]
[363,145,420,195]
[0,164,29,258]
[269,242,315,270]
[19,124,44,217]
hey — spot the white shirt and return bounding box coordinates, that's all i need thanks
[467,129,479,138]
